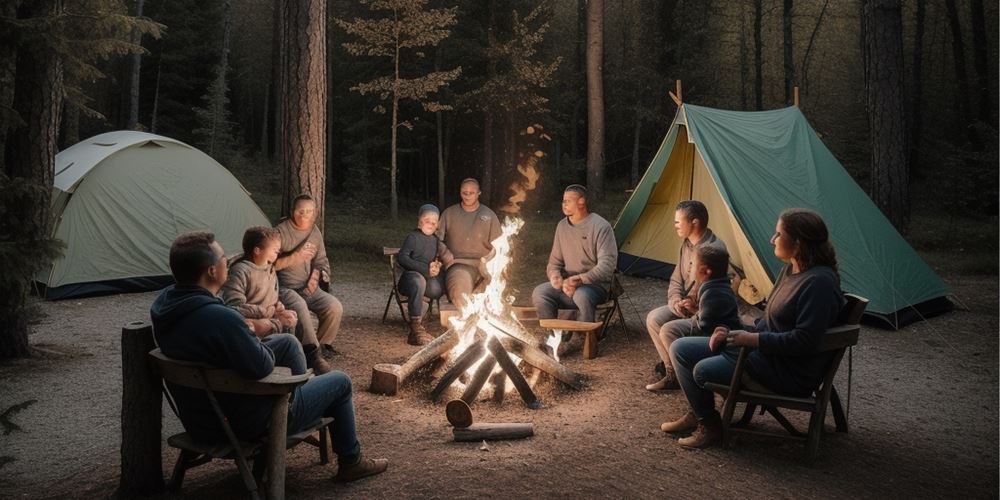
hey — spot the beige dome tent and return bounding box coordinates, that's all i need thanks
[36,131,271,299]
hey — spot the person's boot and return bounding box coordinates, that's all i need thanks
[677,412,723,448]
[304,344,332,375]
[408,317,433,346]
[660,411,698,433]
[334,453,389,482]
[645,365,680,391]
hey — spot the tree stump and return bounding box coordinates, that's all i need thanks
[118,321,164,496]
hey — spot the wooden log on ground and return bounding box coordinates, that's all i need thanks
[497,335,585,389]
[370,329,459,395]
[487,336,540,409]
[119,321,165,496]
[446,399,474,428]
[430,339,486,400]
[453,423,534,442]
[460,354,497,403]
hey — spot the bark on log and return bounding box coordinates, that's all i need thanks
[430,340,486,400]
[460,354,496,403]
[453,423,534,442]
[118,321,164,496]
[487,336,539,408]
[498,336,585,389]
[370,330,459,395]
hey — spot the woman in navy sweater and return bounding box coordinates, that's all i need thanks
[661,208,845,448]
[397,204,449,345]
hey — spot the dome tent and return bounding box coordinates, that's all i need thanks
[36,131,271,299]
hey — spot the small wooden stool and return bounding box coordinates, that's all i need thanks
[538,319,604,359]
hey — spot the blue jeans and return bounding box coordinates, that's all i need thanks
[263,334,361,464]
[398,270,444,317]
[669,336,788,420]
[531,282,608,323]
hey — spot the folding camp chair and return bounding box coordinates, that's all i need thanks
[704,294,869,463]
[150,349,333,500]
[381,247,440,330]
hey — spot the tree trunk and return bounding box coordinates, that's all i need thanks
[630,108,641,187]
[585,0,605,200]
[783,0,794,105]
[861,0,909,230]
[389,10,400,220]
[482,111,493,205]
[260,81,269,154]
[117,322,164,495]
[61,101,79,148]
[1,0,63,360]
[969,0,994,127]
[800,0,830,92]
[754,0,763,110]
[280,0,327,226]
[0,0,20,173]
[435,47,445,209]
[943,0,975,147]
[150,55,162,133]
[910,0,925,167]
[272,0,284,164]
[127,0,145,130]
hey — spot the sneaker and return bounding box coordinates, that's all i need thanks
[334,454,388,482]
[660,411,698,433]
[645,373,680,392]
[677,413,722,448]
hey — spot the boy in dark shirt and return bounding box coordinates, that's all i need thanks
[648,245,742,391]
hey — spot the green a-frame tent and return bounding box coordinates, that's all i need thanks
[614,104,952,329]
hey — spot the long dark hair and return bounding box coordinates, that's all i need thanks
[779,208,838,275]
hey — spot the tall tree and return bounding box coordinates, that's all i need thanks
[1,0,65,359]
[861,0,909,230]
[585,0,604,200]
[279,0,328,226]
[336,0,462,220]
[943,0,975,146]
[192,0,237,159]
[753,0,763,110]
[969,0,994,127]
[782,0,794,105]
[909,0,925,165]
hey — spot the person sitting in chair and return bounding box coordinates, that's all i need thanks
[531,184,618,353]
[397,204,450,345]
[437,178,502,308]
[150,231,388,481]
[660,208,844,449]
[274,194,344,355]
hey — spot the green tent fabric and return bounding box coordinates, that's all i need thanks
[615,104,952,329]
[37,131,271,299]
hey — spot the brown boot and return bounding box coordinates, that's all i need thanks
[677,412,722,448]
[334,453,388,482]
[305,344,332,375]
[408,317,433,346]
[660,411,698,433]
[645,366,680,391]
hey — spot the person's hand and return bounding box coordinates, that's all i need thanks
[244,319,256,334]
[561,275,581,297]
[246,319,271,337]
[726,330,759,348]
[549,275,564,290]
[298,242,317,264]
[669,300,689,318]
[429,260,441,278]
[277,309,297,329]
[275,301,285,314]
[263,304,276,318]
[304,269,320,296]
[680,298,697,315]
[709,326,729,352]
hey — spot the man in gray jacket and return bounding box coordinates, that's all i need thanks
[531,185,618,351]
[437,178,502,308]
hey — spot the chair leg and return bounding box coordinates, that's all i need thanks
[734,403,756,428]
[720,396,740,449]
[169,449,199,490]
[319,427,330,464]
[236,452,262,500]
[805,402,828,463]
[765,406,806,437]
[829,386,849,433]
[381,292,394,323]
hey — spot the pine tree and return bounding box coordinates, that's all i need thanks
[335,0,462,220]
[193,0,238,160]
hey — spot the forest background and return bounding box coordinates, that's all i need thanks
[0,0,997,358]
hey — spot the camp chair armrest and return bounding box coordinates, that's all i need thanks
[150,348,312,395]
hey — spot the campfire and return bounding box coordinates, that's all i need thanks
[369,125,585,413]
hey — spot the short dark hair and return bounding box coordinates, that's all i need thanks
[676,200,709,228]
[242,226,280,257]
[292,193,315,209]
[169,231,219,285]
[696,245,729,279]
[564,184,587,196]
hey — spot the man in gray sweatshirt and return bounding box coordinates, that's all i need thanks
[531,184,618,332]
[436,178,502,309]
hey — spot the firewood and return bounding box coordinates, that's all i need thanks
[487,336,540,409]
[370,329,459,395]
[497,335,585,389]
[453,423,534,442]
[445,399,474,428]
[430,339,486,400]
[460,354,497,403]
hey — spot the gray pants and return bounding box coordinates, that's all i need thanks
[280,287,343,347]
[646,305,702,367]
[444,263,482,309]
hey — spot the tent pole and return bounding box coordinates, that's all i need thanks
[793,86,800,106]
[669,80,683,107]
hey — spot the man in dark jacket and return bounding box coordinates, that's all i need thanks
[150,231,387,482]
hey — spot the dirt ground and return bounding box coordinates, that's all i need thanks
[0,272,996,499]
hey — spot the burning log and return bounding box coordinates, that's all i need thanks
[498,335,586,389]
[370,330,459,395]
[460,354,497,403]
[487,336,540,409]
[430,339,486,400]
[453,423,534,442]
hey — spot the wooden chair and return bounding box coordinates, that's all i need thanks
[704,294,869,462]
[381,247,440,330]
[150,349,333,500]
